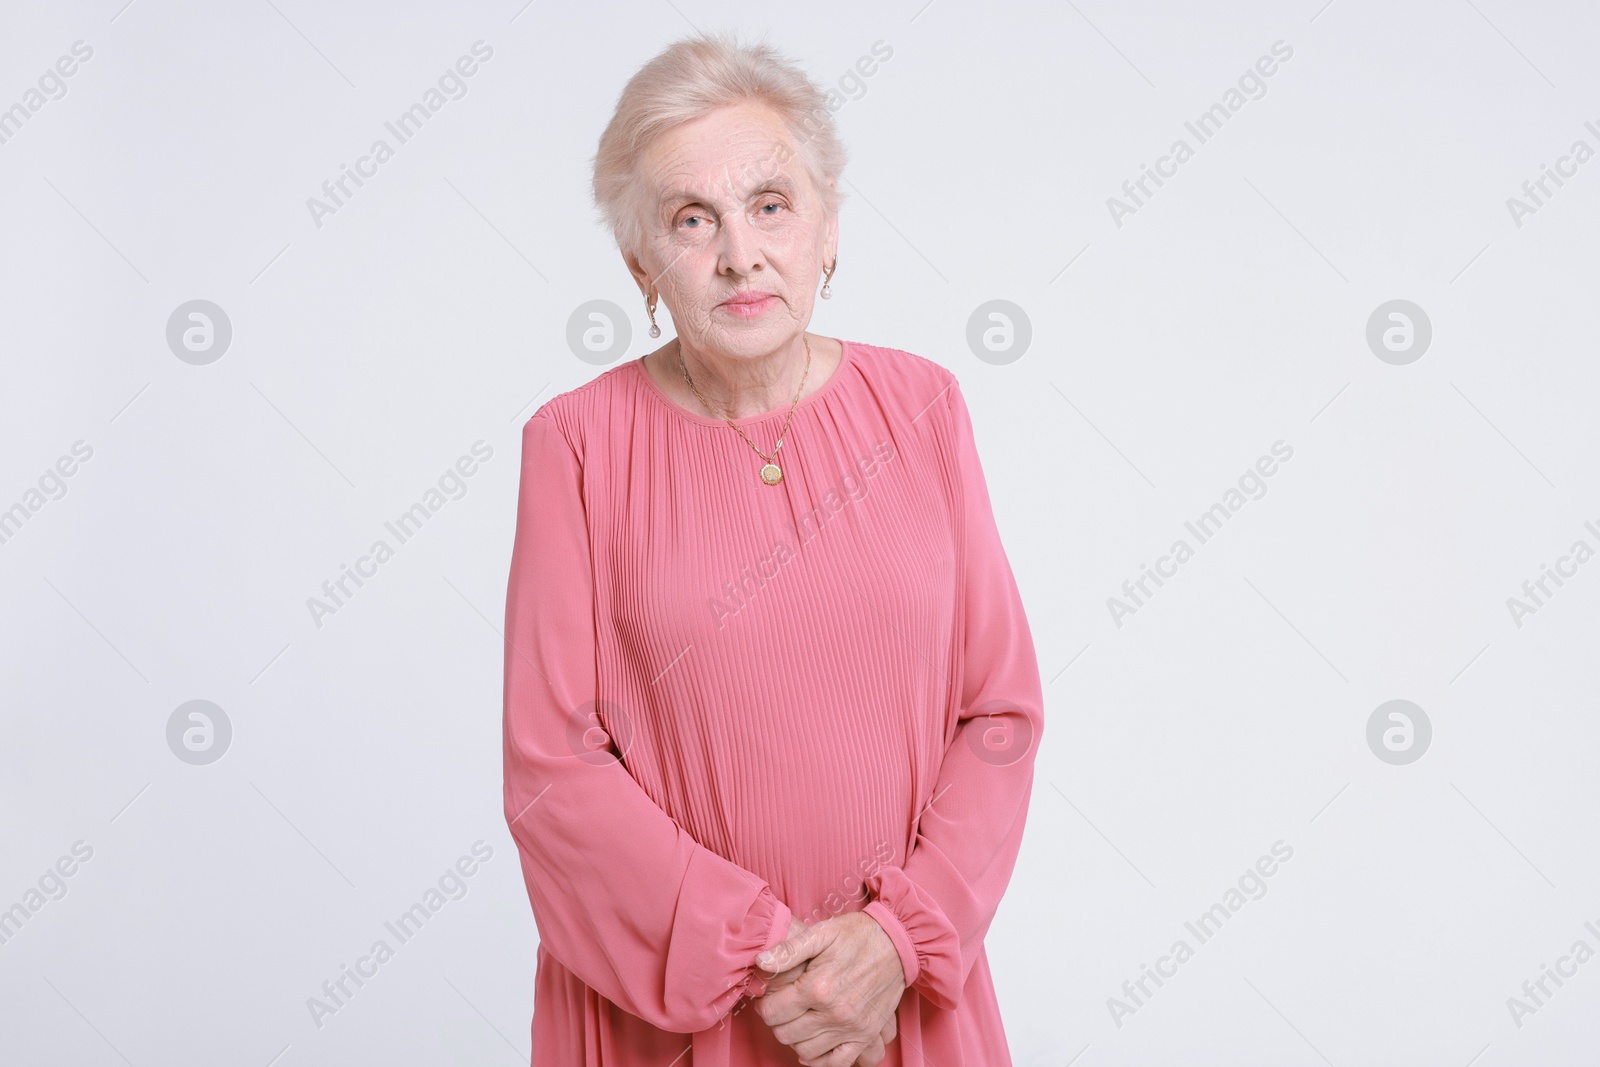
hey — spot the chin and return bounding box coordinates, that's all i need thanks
[704,321,792,358]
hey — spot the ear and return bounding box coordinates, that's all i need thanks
[621,246,653,300]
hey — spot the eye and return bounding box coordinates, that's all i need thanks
[675,207,713,230]
[758,200,784,215]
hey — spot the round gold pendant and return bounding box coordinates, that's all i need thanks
[759,463,783,485]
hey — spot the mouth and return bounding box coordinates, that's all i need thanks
[719,292,778,317]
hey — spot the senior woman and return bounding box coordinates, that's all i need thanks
[502,33,1043,1067]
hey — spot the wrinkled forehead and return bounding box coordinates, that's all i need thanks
[644,105,808,209]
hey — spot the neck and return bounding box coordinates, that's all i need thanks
[676,334,811,420]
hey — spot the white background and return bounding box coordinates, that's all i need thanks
[2,1,1598,1064]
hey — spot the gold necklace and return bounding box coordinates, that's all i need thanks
[678,335,812,486]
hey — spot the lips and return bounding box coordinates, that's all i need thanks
[722,292,775,306]
[718,291,779,318]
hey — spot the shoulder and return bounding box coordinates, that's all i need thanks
[519,360,642,456]
[843,340,962,425]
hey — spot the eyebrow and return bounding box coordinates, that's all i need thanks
[659,173,800,210]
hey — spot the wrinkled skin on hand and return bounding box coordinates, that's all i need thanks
[756,912,904,1066]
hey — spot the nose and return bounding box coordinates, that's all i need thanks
[716,212,764,277]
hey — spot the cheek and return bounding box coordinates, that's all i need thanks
[763,229,822,273]
[660,230,713,261]
[650,245,713,298]
[770,214,818,243]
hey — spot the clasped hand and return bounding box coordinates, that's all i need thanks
[753,912,906,1067]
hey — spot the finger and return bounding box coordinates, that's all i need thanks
[764,957,808,993]
[771,958,896,1056]
[798,1037,866,1067]
[853,1034,887,1067]
[757,923,826,973]
[755,965,818,1028]
[768,1004,832,1049]
[755,983,806,1029]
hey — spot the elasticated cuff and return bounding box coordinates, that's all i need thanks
[864,899,920,986]
[736,892,793,1001]
[862,863,964,1009]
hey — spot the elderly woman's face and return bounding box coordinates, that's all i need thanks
[630,101,837,360]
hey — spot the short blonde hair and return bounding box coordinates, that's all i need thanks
[592,31,848,259]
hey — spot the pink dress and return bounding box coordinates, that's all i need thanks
[502,339,1044,1065]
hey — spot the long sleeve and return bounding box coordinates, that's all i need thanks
[862,380,1045,1011]
[502,411,793,1034]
